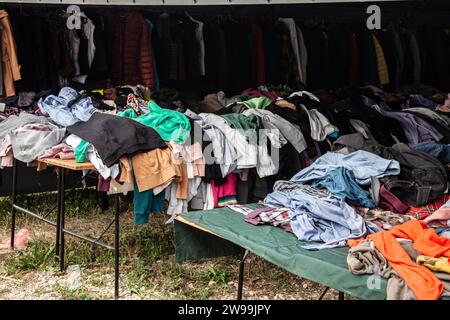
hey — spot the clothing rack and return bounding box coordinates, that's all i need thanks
[0,0,412,5]
[2,1,449,28]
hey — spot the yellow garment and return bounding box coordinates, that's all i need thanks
[372,34,390,86]
[417,255,450,274]
[92,89,104,95]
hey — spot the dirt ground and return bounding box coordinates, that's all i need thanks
[0,190,343,300]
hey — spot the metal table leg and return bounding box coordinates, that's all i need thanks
[59,168,66,271]
[114,194,120,299]
[237,249,249,300]
[55,168,62,256]
[10,158,18,249]
[338,291,345,300]
[319,287,330,300]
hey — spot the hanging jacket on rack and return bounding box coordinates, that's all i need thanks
[103,10,154,88]
[0,10,21,97]
[87,13,113,82]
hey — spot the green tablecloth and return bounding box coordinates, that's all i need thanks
[174,205,387,300]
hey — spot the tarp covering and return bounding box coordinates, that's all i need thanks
[174,205,387,300]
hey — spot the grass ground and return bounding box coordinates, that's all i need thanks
[0,189,341,300]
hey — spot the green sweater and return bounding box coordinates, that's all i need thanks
[74,140,89,163]
[241,97,272,109]
[118,101,191,144]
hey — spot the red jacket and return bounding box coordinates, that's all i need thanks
[104,10,153,88]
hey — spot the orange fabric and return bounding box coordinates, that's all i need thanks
[348,220,450,300]
[369,227,442,300]
[118,157,133,184]
[387,220,450,258]
[131,147,177,193]
[0,10,21,97]
[347,238,364,247]
[175,161,188,200]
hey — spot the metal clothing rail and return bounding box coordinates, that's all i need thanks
[0,0,410,6]
[9,158,121,299]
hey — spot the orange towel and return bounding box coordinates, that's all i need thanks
[348,220,450,300]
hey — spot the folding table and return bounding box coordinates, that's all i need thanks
[174,206,388,300]
[9,158,121,299]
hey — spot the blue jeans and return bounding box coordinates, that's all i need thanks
[411,141,450,163]
[409,94,438,110]
[38,87,96,127]
[311,167,375,208]
[264,186,380,250]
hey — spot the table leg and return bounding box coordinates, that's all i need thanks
[10,158,18,249]
[338,291,345,300]
[237,249,249,300]
[319,287,330,300]
[114,194,120,299]
[59,168,66,272]
[55,168,62,256]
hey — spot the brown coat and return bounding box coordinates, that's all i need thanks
[0,10,21,97]
[104,10,153,88]
[118,143,188,200]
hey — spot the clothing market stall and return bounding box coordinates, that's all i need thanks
[0,0,449,300]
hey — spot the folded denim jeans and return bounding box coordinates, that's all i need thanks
[38,87,96,127]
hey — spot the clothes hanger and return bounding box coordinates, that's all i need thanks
[19,3,29,17]
[227,14,239,24]
[215,14,223,25]
[319,18,327,30]
[184,11,193,20]
[184,10,200,24]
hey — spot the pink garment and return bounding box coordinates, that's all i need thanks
[0,134,13,166]
[436,94,450,113]
[0,134,11,156]
[170,141,205,178]
[188,142,205,177]
[58,151,75,160]
[20,123,50,131]
[38,143,75,160]
[210,173,237,208]
[424,208,450,227]
[1,148,13,167]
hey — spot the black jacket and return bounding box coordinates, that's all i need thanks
[67,112,166,167]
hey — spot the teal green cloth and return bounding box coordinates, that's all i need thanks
[119,108,138,119]
[175,206,387,300]
[118,101,191,144]
[133,174,165,225]
[221,114,261,131]
[242,97,272,109]
[221,114,261,144]
[75,140,89,163]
